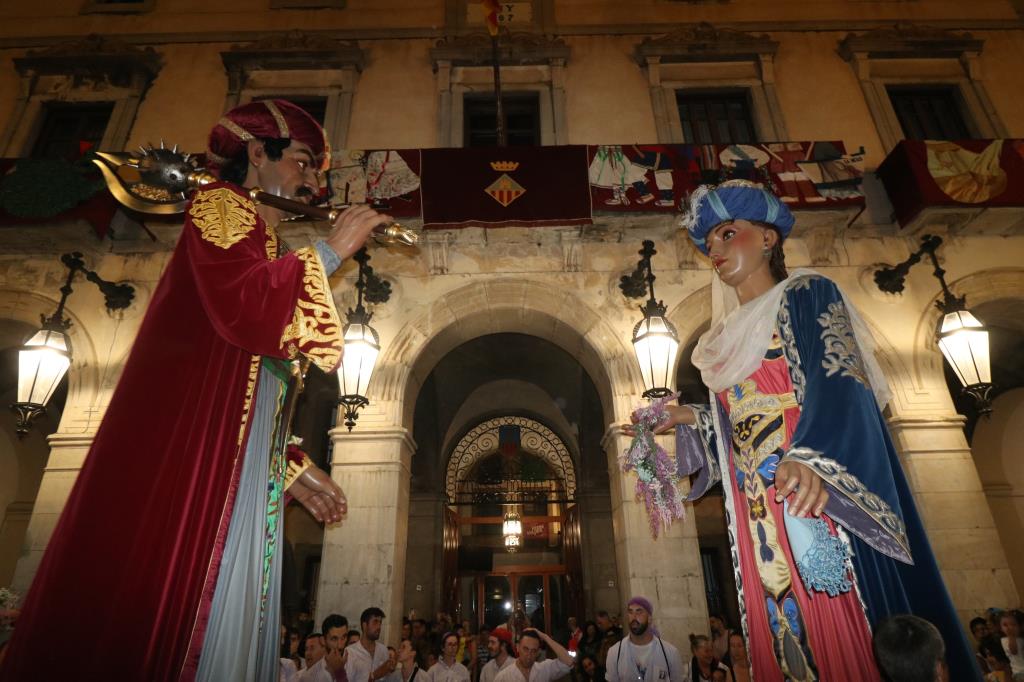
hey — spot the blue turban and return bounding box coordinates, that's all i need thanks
[685,180,795,255]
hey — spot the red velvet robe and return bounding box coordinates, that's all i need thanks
[0,183,342,682]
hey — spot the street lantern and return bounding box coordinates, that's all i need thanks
[620,240,679,399]
[11,252,133,437]
[632,305,679,400]
[14,323,72,437]
[502,508,522,552]
[337,248,391,431]
[338,309,381,430]
[936,309,992,414]
[875,234,994,416]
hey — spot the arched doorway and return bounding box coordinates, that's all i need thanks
[403,330,615,642]
[959,297,1024,605]
[672,317,741,631]
[444,416,582,635]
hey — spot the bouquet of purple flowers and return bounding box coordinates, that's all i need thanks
[620,393,685,537]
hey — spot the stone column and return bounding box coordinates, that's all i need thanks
[887,414,1019,624]
[317,423,415,645]
[11,433,93,593]
[603,426,708,645]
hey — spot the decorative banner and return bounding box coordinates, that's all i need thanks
[877,139,1024,227]
[420,146,593,228]
[3,141,869,237]
[328,149,422,218]
[588,141,865,212]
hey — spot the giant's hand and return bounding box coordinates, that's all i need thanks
[619,404,695,438]
[775,460,829,518]
[325,205,395,261]
[291,465,347,524]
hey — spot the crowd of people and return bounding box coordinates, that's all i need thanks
[280,601,1024,682]
[278,606,574,682]
[969,608,1024,681]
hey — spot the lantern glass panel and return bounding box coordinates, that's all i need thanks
[937,310,991,387]
[18,328,71,407]
[338,322,380,398]
[632,315,679,395]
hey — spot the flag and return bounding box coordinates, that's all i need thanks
[482,0,500,36]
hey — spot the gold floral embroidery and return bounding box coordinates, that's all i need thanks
[279,247,343,373]
[237,355,262,446]
[188,187,257,249]
[265,224,279,259]
[818,301,869,389]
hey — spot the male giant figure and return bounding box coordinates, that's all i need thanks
[0,100,391,682]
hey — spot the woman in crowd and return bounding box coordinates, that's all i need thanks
[723,633,750,682]
[689,634,731,682]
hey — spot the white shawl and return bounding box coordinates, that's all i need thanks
[691,268,892,408]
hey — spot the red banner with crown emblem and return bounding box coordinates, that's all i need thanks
[420,146,593,228]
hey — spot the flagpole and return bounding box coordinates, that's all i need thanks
[491,30,506,147]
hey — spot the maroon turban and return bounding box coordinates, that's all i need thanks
[206,99,329,171]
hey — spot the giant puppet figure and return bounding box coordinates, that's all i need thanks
[628,180,977,681]
[0,100,392,682]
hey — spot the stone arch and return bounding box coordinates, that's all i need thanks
[667,283,712,355]
[372,277,644,430]
[910,267,1024,384]
[441,379,579,461]
[444,415,577,502]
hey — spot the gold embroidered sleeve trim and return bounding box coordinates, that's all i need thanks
[284,453,314,491]
[279,247,344,373]
[188,187,258,250]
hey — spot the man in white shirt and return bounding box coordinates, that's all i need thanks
[394,638,423,682]
[480,628,516,682]
[347,607,398,682]
[428,631,472,682]
[605,597,686,682]
[999,612,1024,679]
[494,628,573,682]
[298,632,347,682]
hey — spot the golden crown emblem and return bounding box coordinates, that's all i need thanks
[490,161,520,172]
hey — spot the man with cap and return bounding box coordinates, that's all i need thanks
[480,628,516,682]
[0,100,389,682]
[605,597,685,682]
[622,179,977,681]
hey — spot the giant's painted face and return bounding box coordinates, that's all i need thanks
[706,219,777,289]
[254,139,321,207]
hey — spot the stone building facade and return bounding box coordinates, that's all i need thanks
[1,0,1023,649]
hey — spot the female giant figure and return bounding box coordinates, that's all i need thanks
[642,180,976,681]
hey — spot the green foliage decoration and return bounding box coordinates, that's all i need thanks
[0,156,104,219]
